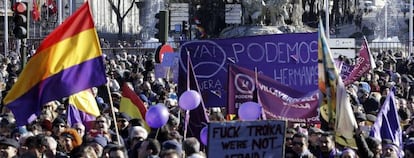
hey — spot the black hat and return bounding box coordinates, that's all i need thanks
[52,117,66,126]
[0,138,19,148]
[116,112,131,122]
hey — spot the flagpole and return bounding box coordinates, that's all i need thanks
[254,67,266,120]
[105,83,121,145]
[410,0,413,58]
[4,0,8,57]
[325,0,330,38]
[183,51,191,139]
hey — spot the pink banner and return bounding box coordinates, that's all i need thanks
[343,39,373,85]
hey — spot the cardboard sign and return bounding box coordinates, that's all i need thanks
[208,120,286,158]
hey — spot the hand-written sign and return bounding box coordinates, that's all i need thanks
[207,120,286,158]
[178,33,318,107]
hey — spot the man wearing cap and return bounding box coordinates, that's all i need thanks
[0,138,18,158]
[161,140,182,157]
[308,127,322,156]
[116,112,131,140]
[382,140,400,158]
[357,84,380,115]
[128,126,148,151]
[88,135,108,157]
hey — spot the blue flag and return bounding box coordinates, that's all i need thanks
[369,91,403,157]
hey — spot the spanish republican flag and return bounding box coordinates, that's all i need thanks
[4,2,107,126]
[67,88,100,130]
[119,83,147,120]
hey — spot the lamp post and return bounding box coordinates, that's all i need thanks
[410,0,413,58]
[4,0,8,56]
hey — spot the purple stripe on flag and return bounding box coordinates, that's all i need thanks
[7,57,106,126]
[67,104,96,130]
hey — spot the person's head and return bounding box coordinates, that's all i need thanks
[138,138,161,157]
[183,137,200,156]
[366,136,382,157]
[72,123,86,138]
[129,126,148,149]
[108,145,127,158]
[308,127,322,145]
[162,140,182,157]
[116,112,130,130]
[89,135,108,157]
[60,128,83,153]
[52,117,66,135]
[341,148,358,158]
[160,149,181,158]
[382,143,399,158]
[0,138,18,158]
[43,136,57,158]
[95,115,110,132]
[319,132,335,153]
[292,133,309,155]
[24,134,49,157]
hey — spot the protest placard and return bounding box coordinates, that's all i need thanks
[208,120,286,158]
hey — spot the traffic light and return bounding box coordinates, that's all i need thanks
[13,2,28,39]
[182,21,188,34]
[155,10,169,44]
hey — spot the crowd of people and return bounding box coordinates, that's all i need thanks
[0,38,413,158]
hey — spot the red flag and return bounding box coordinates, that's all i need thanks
[32,0,40,21]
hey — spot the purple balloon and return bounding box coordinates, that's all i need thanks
[145,103,170,128]
[179,90,201,110]
[238,101,261,121]
[200,126,208,145]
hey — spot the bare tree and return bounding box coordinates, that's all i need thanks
[108,0,136,39]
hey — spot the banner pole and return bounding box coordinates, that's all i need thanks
[106,83,121,145]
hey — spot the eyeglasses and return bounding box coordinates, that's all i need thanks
[292,142,304,147]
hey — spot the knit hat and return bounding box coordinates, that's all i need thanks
[162,140,182,154]
[91,135,108,148]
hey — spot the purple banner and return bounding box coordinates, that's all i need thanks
[179,33,318,107]
[228,64,319,123]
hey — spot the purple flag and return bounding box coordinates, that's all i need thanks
[184,54,209,143]
[67,104,96,130]
[228,64,319,123]
[369,91,403,157]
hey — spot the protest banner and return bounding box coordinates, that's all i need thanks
[208,120,286,158]
[179,33,318,107]
[228,64,319,123]
[342,39,374,85]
